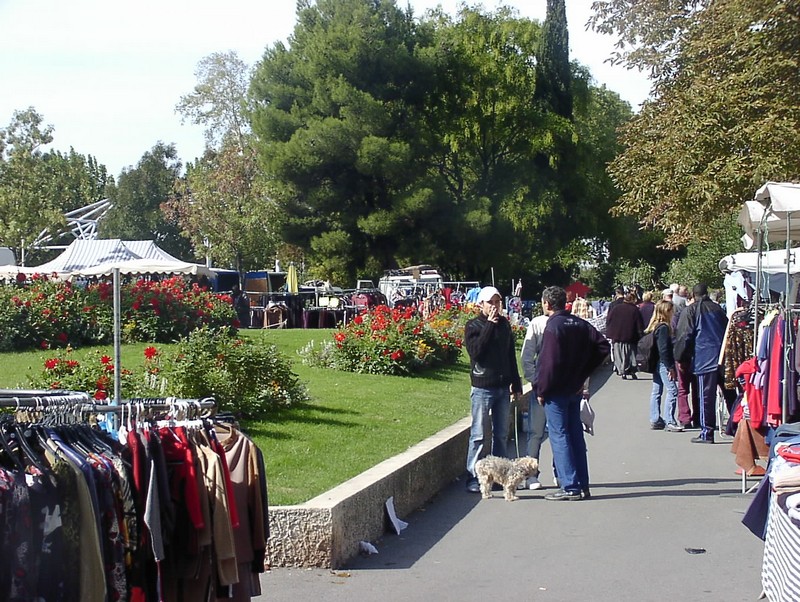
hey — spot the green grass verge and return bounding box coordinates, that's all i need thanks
[0,329,471,506]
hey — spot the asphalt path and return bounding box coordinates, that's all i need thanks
[257,363,766,601]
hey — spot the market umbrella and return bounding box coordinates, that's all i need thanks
[565,281,591,298]
[286,263,299,294]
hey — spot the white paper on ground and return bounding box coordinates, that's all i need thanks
[385,496,409,534]
[359,540,378,555]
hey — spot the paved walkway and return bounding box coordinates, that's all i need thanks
[257,364,766,601]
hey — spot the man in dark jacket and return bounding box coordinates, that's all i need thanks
[464,286,523,493]
[674,283,728,443]
[536,286,610,501]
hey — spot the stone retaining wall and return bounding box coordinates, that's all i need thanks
[266,416,471,568]
[266,386,533,568]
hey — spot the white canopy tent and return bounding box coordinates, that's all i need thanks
[719,248,800,299]
[72,258,213,279]
[737,182,800,249]
[734,182,800,423]
[30,239,184,274]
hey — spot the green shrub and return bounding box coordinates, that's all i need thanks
[28,347,133,400]
[0,275,237,351]
[119,277,236,343]
[149,327,308,418]
[0,277,112,351]
[300,304,470,375]
[29,327,308,418]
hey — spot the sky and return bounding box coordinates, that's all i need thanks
[0,0,650,178]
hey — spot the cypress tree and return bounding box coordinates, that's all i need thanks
[535,0,572,119]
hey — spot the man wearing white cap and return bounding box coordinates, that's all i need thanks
[464,286,523,493]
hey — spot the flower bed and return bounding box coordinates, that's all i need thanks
[300,305,472,376]
[30,328,308,418]
[0,275,236,350]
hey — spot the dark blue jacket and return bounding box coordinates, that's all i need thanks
[674,297,727,375]
[535,310,610,398]
[654,323,675,370]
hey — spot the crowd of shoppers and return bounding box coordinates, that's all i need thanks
[463,280,729,502]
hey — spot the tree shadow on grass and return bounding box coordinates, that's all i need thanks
[413,361,470,381]
[242,401,363,440]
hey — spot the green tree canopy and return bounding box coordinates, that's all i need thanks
[100,143,191,259]
[0,108,110,261]
[250,0,439,283]
[172,51,280,273]
[590,0,800,247]
[249,0,634,286]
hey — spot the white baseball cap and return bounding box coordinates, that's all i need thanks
[477,286,502,303]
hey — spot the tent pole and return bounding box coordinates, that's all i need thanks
[754,228,762,355]
[113,267,121,408]
[783,214,793,425]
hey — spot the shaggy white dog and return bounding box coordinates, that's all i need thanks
[475,455,539,501]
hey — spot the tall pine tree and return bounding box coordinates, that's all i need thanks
[534,0,572,119]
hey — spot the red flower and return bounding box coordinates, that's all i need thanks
[334,332,347,343]
[390,350,405,361]
[144,346,158,359]
[353,315,363,325]
[56,332,68,343]
[94,390,108,400]
[44,358,59,370]
[100,355,112,364]
[40,341,49,349]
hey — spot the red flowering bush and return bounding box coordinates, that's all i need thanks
[0,275,112,351]
[30,347,134,400]
[0,275,236,350]
[30,331,308,418]
[118,276,236,343]
[300,305,469,375]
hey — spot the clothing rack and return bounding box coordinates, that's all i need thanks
[0,390,217,413]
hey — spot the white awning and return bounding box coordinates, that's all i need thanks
[72,258,213,279]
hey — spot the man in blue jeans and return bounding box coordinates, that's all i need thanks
[536,286,610,501]
[464,286,523,493]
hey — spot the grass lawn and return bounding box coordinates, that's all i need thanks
[0,329,472,506]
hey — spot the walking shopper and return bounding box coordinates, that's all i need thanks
[674,284,727,443]
[646,300,682,431]
[535,286,610,501]
[464,286,523,493]
[606,291,644,379]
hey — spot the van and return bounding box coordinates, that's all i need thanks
[0,247,16,266]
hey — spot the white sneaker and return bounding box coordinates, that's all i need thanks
[527,476,542,490]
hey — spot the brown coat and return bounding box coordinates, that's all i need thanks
[605,301,643,344]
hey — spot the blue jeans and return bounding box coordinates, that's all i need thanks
[525,400,548,460]
[543,393,588,493]
[650,361,678,424]
[466,386,511,476]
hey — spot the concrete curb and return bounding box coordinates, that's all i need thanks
[266,415,472,568]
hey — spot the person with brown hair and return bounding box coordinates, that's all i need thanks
[646,300,682,431]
